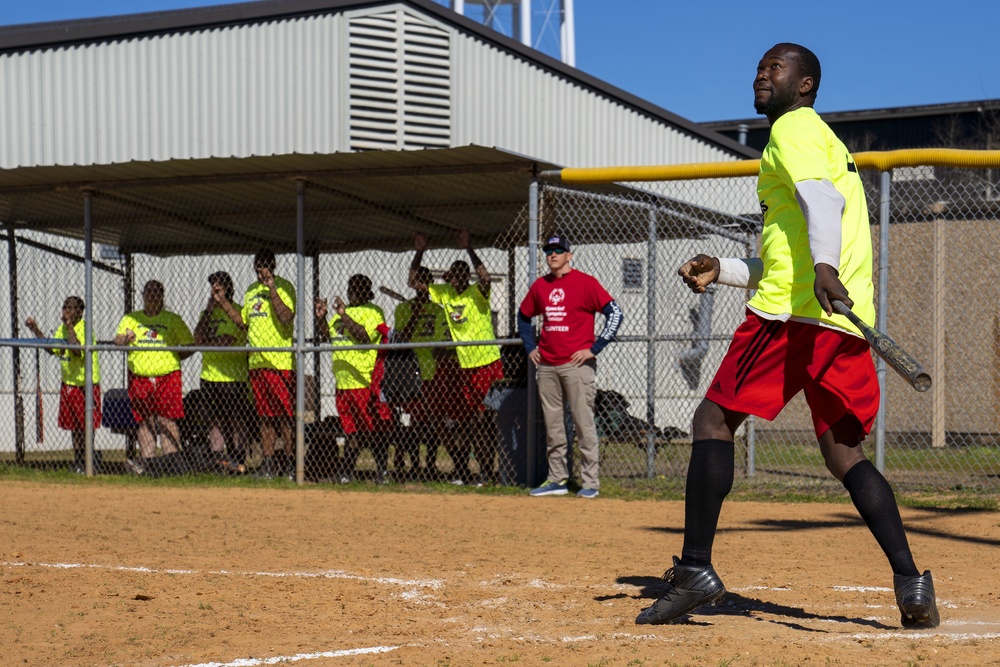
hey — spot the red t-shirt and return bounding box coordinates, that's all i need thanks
[519,269,613,365]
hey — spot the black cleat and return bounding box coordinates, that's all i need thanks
[894,570,940,629]
[635,556,726,625]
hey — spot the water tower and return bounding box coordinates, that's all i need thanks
[437,0,576,66]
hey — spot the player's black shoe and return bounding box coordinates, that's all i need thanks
[894,570,940,629]
[635,556,726,625]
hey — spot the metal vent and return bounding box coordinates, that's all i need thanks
[349,10,451,150]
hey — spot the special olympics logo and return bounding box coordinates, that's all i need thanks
[549,288,565,305]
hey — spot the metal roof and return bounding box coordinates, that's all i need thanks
[0,146,562,256]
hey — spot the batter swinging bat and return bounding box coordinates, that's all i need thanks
[831,299,931,392]
[379,286,408,302]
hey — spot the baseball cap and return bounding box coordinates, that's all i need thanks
[542,234,571,253]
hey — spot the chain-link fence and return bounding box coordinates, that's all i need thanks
[539,151,1000,493]
[3,150,999,494]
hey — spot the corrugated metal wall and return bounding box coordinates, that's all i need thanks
[0,3,740,171]
[0,13,345,168]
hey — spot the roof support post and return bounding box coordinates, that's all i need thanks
[525,178,539,487]
[295,179,307,485]
[83,190,96,476]
[7,223,24,465]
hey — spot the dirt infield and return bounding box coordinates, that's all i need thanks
[1,482,998,667]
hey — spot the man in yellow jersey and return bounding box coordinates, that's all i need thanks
[219,249,296,480]
[193,271,249,474]
[410,229,503,485]
[392,265,450,477]
[26,296,102,474]
[114,280,194,477]
[636,43,939,629]
[315,274,392,484]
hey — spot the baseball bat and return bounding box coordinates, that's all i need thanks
[831,300,931,392]
[379,286,408,302]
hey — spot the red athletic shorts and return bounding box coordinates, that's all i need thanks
[706,310,879,438]
[128,371,184,421]
[336,387,392,434]
[430,358,504,420]
[249,368,294,418]
[58,383,102,431]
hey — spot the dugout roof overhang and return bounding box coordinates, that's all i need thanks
[1,145,738,258]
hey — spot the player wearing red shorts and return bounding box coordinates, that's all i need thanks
[114,280,194,476]
[316,274,392,483]
[636,43,938,629]
[391,265,451,478]
[26,296,102,474]
[218,249,296,479]
[410,229,504,485]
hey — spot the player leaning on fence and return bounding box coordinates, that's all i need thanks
[635,43,940,629]
[517,234,622,499]
[410,229,504,485]
[26,296,102,474]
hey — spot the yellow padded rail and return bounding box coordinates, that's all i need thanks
[549,149,1000,184]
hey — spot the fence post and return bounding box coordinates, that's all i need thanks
[645,206,657,477]
[526,179,539,487]
[83,190,95,476]
[295,179,307,484]
[874,170,891,472]
[7,226,24,465]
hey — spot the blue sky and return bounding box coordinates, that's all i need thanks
[2,0,997,122]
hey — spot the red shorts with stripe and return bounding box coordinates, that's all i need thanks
[336,387,392,434]
[706,310,879,439]
[128,371,184,421]
[58,383,102,431]
[249,368,294,418]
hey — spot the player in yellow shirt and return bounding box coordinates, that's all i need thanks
[114,280,194,477]
[217,249,296,479]
[391,265,451,477]
[315,274,392,484]
[409,228,504,485]
[193,271,249,474]
[25,296,102,474]
[637,43,938,630]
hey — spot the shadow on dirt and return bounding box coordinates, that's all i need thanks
[607,575,894,631]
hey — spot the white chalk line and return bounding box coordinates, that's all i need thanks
[167,645,399,667]
[0,560,442,589]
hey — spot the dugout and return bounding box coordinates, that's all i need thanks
[0,145,760,484]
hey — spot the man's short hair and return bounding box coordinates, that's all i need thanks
[253,248,276,271]
[780,42,822,98]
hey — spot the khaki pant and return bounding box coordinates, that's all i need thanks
[536,361,599,490]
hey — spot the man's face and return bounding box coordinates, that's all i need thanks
[753,47,806,117]
[142,284,164,311]
[446,262,469,289]
[255,264,272,283]
[62,299,82,323]
[545,247,571,271]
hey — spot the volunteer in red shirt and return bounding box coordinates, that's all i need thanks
[518,234,623,498]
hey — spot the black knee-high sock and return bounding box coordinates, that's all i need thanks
[842,460,919,576]
[680,439,734,566]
